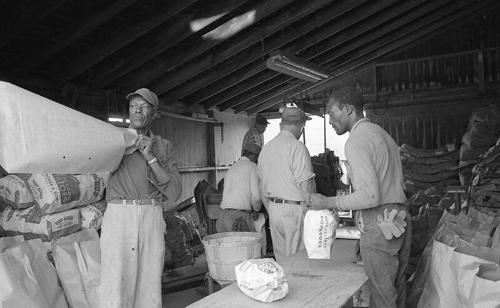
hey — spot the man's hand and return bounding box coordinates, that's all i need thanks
[137,134,154,160]
[307,193,331,210]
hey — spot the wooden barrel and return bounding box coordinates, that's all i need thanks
[202,232,262,284]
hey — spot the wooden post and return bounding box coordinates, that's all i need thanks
[207,123,216,187]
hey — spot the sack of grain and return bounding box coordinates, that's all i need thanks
[0,206,81,241]
[80,200,107,230]
[0,174,35,210]
[303,209,338,259]
[235,258,289,302]
[29,173,109,215]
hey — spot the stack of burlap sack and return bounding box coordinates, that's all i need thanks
[459,105,500,185]
[0,173,108,308]
[400,143,462,196]
[0,173,108,240]
[469,138,500,210]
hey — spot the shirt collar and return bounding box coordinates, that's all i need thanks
[351,118,369,133]
[279,130,296,139]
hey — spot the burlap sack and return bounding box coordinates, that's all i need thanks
[29,173,108,214]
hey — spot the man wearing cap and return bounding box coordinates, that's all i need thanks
[241,114,269,154]
[217,143,263,234]
[308,87,410,308]
[101,88,182,308]
[257,106,316,260]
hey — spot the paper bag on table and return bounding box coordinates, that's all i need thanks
[303,209,337,259]
[235,258,289,303]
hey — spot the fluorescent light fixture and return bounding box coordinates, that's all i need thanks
[266,53,330,83]
[108,117,123,123]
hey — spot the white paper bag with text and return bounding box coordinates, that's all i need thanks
[303,210,337,259]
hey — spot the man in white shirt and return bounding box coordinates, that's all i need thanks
[258,106,316,260]
[308,87,411,308]
[217,143,262,233]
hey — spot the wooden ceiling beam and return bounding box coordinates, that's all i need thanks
[176,0,403,108]
[162,0,386,107]
[245,0,492,115]
[27,0,138,69]
[152,0,341,98]
[111,0,299,90]
[93,0,249,88]
[55,0,199,84]
[219,0,440,111]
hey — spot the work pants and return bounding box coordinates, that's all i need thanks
[358,203,411,308]
[268,201,307,261]
[100,201,166,308]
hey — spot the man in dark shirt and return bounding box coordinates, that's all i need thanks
[100,88,182,308]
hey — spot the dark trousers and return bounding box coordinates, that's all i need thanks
[358,204,412,308]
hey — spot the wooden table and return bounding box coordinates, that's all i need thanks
[187,239,368,308]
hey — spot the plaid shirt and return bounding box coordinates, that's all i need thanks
[241,127,264,154]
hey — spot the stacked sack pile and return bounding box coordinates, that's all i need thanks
[459,105,500,185]
[469,139,500,211]
[0,173,108,308]
[400,143,461,196]
[0,173,107,240]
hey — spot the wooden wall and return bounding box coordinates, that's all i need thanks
[365,99,493,149]
[151,110,253,202]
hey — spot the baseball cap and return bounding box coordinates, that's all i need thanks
[126,88,159,108]
[281,106,312,124]
[256,114,270,125]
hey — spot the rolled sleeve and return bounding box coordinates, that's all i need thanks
[291,143,315,184]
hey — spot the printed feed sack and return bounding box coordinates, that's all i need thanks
[235,258,289,302]
[303,209,338,259]
[0,206,81,241]
[0,174,35,210]
[80,200,107,230]
[29,173,108,214]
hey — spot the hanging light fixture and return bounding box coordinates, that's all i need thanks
[266,52,330,83]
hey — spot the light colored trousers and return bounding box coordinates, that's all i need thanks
[100,201,166,308]
[268,201,306,260]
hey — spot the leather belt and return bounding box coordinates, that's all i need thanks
[110,199,157,206]
[222,208,252,214]
[269,197,302,205]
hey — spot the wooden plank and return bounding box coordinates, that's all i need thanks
[55,0,199,83]
[220,0,435,111]
[111,0,298,90]
[151,0,342,97]
[187,239,367,308]
[245,0,490,115]
[160,0,373,106]
[93,0,249,88]
[28,0,138,69]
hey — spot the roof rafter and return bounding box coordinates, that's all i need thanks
[217,0,435,111]
[110,0,299,90]
[245,0,494,115]
[55,0,199,83]
[92,0,250,88]
[151,0,339,98]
